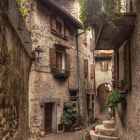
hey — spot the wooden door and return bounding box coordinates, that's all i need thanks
[45,103,52,134]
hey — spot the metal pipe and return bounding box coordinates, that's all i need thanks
[76,30,85,123]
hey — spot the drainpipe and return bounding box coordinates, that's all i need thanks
[76,30,85,123]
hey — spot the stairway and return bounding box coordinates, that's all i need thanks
[90,120,118,140]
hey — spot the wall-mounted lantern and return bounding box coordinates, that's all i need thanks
[32,46,44,62]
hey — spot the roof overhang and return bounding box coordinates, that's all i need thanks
[37,0,82,29]
[95,12,136,50]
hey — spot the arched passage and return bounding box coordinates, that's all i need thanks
[97,83,111,113]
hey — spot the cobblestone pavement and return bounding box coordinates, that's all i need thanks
[41,127,91,140]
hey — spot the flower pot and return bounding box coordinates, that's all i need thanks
[91,126,95,131]
[85,134,91,140]
[40,131,45,138]
[67,125,74,132]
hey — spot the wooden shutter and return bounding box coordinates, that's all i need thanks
[50,15,56,33]
[66,53,70,75]
[84,36,87,46]
[114,53,119,89]
[84,59,88,77]
[124,42,131,90]
[91,64,94,78]
[50,48,57,73]
[90,38,94,51]
[64,24,69,39]
[105,62,108,71]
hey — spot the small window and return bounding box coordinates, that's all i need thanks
[56,51,65,73]
[56,20,63,36]
[101,61,108,71]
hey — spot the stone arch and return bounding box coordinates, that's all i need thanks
[97,83,111,113]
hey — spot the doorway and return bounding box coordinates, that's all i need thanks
[45,103,53,134]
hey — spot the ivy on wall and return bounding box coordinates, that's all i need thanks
[16,0,27,17]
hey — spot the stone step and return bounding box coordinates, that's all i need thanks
[103,120,115,129]
[95,125,118,137]
[90,130,118,140]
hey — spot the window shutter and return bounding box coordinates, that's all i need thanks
[105,62,108,71]
[66,53,70,75]
[50,15,56,33]
[84,36,87,46]
[124,42,131,90]
[64,24,70,39]
[50,48,57,73]
[84,59,88,77]
[90,38,94,51]
[91,64,94,78]
[114,53,119,89]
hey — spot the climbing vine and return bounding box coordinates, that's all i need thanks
[16,0,27,17]
[80,0,134,30]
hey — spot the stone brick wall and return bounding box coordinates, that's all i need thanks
[115,0,140,139]
[94,57,112,118]
[0,0,32,139]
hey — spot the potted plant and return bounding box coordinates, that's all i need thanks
[118,78,124,91]
[61,100,78,132]
[108,111,112,120]
[80,136,86,140]
[91,118,98,131]
[85,130,91,140]
[39,127,46,138]
[105,90,126,109]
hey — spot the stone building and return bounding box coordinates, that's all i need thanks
[93,0,140,139]
[22,0,94,138]
[94,50,113,118]
[0,0,32,139]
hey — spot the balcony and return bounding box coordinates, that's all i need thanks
[95,12,136,50]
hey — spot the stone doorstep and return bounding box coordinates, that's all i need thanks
[95,125,118,137]
[103,120,115,129]
[90,131,118,140]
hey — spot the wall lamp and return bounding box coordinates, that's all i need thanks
[32,46,44,62]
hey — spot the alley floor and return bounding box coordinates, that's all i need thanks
[41,127,90,140]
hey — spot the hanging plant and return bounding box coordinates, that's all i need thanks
[80,0,134,30]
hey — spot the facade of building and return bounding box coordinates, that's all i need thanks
[0,0,32,139]
[94,50,113,118]
[94,0,140,139]
[22,0,94,138]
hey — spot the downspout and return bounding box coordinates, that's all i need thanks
[76,30,85,123]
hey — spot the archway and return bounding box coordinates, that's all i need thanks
[97,83,111,113]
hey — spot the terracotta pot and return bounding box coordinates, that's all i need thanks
[66,126,74,132]
[40,131,45,138]
[91,126,95,131]
[85,135,91,140]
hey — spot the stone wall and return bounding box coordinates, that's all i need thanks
[0,0,32,139]
[94,57,112,118]
[115,0,140,139]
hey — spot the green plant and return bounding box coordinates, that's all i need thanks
[61,101,78,126]
[80,136,86,140]
[16,0,28,17]
[88,108,93,112]
[85,130,90,135]
[105,90,125,108]
[118,78,124,90]
[108,111,112,115]
[80,0,134,30]
[27,27,32,35]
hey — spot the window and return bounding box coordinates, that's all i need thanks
[114,41,131,90]
[56,19,64,36]
[50,15,70,39]
[56,51,65,73]
[101,61,108,71]
[50,47,70,76]
[84,59,88,77]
